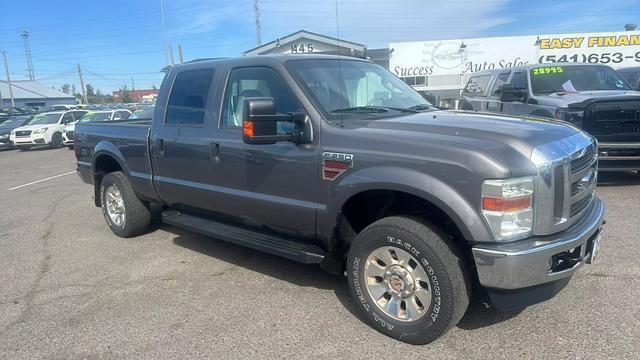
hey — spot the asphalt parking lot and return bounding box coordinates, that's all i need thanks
[0,147,639,359]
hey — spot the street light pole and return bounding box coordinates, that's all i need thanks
[2,50,15,107]
[160,0,171,66]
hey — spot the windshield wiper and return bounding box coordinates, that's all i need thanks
[330,106,389,114]
[408,104,438,111]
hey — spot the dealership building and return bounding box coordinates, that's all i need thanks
[0,80,75,108]
[242,29,640,108]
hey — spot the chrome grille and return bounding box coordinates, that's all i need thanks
[531,132,597,235]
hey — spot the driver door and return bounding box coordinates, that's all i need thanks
[209,66,319,240]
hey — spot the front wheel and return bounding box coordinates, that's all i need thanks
[50,133,63,148]
[100,171,151,237]
[346,216,470,345]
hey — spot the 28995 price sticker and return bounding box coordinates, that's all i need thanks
[539,52,640,64]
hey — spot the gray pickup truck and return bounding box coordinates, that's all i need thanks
[458,63,640,171]
[75,55,605,344]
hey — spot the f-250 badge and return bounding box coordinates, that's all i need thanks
[322,152,354,180]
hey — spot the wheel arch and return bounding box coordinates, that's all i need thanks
[92,141,128,206]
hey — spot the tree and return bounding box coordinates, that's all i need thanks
[96,88,103,97]
[60,83,71,94]
[151,84,158,90]
[120,85,132,103]
[86,84,95,97]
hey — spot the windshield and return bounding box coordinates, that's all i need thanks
[530,65,632,94]
[28,113,61,125]
[79,112,112,123]
[129,107,154,119]
[287,59,432,120]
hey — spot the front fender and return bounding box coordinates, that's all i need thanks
[317,166,492,245]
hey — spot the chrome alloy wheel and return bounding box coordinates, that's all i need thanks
[105,185,126,227]
[364,246,432,322]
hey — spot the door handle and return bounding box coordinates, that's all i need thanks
[156,138,165,157]
[210,142,220,163]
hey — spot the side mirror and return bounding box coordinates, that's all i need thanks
[500,84,526,102]
[242,97,311,145]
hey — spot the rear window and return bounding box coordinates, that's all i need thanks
[463,75,491,95]
[165,69,214,125]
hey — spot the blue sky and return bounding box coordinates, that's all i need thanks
[0,0,638,94]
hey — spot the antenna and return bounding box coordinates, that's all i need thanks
[21,30,35,81]
[254,0,262,46]
[335,2,344,128]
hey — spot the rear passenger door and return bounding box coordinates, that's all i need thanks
[151,68,219,211]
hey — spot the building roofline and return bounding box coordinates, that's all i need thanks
[243,29,365,55]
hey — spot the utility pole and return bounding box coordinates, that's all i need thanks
[2,50,15,107]
[178,45,183,64]
[77,64,87,104]
[131,76,135,91]
[160,0,171,66]
[254,0,261,46]
[20,30,35,81]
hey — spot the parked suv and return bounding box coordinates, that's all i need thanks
[458,63,640,171]
[62,110,131,148]
[10,110,87,150]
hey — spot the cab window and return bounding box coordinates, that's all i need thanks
[463,75,491,95]
[491,72,510,96]
[509,71,528,90]
[165,69,214,126]
[221,67,302,128]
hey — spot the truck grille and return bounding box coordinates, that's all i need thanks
[16,130,32,137]
[586,101,640,141]
[532,132,597,235]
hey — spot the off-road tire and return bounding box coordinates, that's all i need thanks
[100,171,151,238]
[346,216,470,345]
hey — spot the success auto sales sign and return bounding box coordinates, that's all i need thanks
[390,31,640,77]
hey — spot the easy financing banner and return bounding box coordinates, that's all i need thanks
[389,31,640,78]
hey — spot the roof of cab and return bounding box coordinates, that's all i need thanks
[168,54,371,72]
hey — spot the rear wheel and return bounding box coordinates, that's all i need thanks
[100,171,151,237]
[346,216,470,344]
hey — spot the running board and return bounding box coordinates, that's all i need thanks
[162,210,325,264]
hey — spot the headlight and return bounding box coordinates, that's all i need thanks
[481,176,534,241]
[555,109,584,127]
[33,127,48,134]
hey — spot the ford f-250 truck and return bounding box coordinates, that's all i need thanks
[75,55,605,344]
[458,63,640,172]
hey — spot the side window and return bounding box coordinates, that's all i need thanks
[221,67,302,128]
[73,111,87,121]
[509,71,527,90]
[61,113,74,124]
[492,72,510,96]
[165,69,214,126]
[463,75,491,95]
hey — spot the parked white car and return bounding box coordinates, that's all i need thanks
[62,110,131,148]
[10,110,87,150]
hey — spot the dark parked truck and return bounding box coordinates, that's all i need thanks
[75,55,605,344]
[458,63,640,171]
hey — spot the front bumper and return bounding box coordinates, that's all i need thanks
[10,135,48,146]
[472,196,605,291]
[597,142,640,171]
[0,139,12,149]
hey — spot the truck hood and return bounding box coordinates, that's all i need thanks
[363,110,584,175]
[544,90,640,108]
